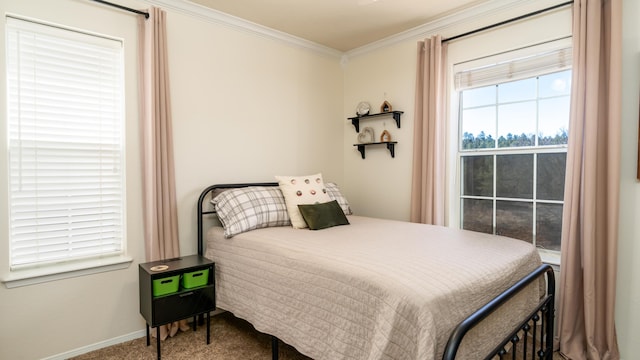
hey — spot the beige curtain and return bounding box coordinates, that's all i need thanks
[557,0,622,359]
[139,7,180,262]
[410,35,447,225]
[139,8,185,339]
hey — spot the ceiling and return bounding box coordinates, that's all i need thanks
[188,0,486,52]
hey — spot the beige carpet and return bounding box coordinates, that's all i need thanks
[71,311,563,360]
[71,312,311,360]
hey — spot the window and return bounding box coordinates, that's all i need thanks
[6,16,125,270]
[455,47,571,253]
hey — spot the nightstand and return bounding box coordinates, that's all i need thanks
[139,255,215,359]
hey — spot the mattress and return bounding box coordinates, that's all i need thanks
[204,215,542,360]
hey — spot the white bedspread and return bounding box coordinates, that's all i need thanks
[205,216,542,360]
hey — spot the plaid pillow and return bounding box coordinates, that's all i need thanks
[212,186,291,238]
[325,182,352,215]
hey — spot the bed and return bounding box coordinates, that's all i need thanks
[197,181,555,360]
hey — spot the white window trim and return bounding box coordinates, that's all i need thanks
[448,38,572,262]
[539,248,561,266]
[5,15,127,279]
[2,255,132,288]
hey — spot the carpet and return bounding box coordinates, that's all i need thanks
[70,312,310,360]
[70,311,563,359]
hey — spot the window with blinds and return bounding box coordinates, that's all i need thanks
[6,16,125,269]
[455,47,572,91]
[454,43,571,255]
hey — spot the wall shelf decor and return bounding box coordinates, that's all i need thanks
[348,111,403,133]
[357,127,375,143]
[353,141,397,159]
[380,100,392,112]
[380,130,391,142]
[348,109,402,159]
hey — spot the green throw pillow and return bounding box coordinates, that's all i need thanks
[297,200,350,230]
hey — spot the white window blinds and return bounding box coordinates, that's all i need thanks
[6,16,125,269]
[455,47,572,90]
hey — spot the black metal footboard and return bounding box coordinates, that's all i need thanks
[442,264,555,360]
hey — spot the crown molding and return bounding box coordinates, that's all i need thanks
[144,0,567,61]
[345,0,552,58]
[345,0,568,58]
[144,0,343,58]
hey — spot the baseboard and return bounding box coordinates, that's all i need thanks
[42,329,147,360]
[42,310,226,360]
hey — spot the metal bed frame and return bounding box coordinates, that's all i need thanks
[197,182,555,360]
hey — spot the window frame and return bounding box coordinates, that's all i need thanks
[2,16,131,288]
[449,39,572,265]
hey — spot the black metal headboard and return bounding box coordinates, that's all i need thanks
[197,182,279,256]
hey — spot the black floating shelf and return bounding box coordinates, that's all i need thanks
[348,111,403,133]
[353,141,397,159]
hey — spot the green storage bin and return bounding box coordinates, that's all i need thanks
[152,275,180,297]
[182,269,209,289]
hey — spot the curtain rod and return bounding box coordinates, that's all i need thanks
[442,1,573,43]
[90,0,149,19]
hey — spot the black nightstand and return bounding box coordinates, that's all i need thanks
[139,255,215,359]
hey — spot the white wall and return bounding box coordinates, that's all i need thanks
[342,40,417,220]
[0,1,343,359]
[615,0,640,356]
[165,5,345,256]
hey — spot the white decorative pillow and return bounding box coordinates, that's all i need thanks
[212,186,291,238]
[275,173,332,229]
[325,182,352,215]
